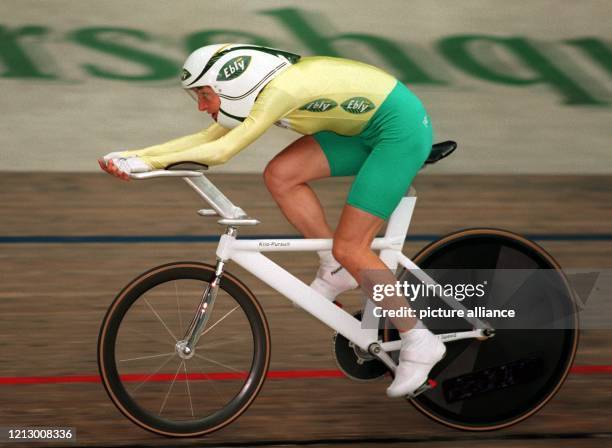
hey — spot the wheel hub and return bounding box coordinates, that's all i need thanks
[175,340,195,359]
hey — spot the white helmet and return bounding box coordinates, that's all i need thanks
[181,43,300,128]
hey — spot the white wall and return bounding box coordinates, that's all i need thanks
[0,0,610,173]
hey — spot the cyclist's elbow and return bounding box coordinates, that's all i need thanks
[207,153,231,166]
[211,148,240,165]
[217,153,233,165]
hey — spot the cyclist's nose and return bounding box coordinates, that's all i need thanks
[198,98,208,112]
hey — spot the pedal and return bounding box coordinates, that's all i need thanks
[406,379,437,398]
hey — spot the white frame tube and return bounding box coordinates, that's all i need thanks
[213,197,490,353]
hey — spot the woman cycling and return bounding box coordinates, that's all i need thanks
[99,43,445,398]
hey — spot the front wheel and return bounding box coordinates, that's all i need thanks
[386,228,579,431]
[98,262,271,437]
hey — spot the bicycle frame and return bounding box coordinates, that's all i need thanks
[131,169,492,370]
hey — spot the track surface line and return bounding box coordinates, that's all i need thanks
[0,366,609,386]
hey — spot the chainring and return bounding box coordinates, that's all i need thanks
[332,310,394,381]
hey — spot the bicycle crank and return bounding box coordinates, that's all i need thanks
[332,310,391,381]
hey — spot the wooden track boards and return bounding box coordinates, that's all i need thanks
[0,173,611,446]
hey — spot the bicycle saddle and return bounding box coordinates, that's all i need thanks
[425,141,457,165]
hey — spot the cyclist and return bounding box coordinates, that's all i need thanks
[99,43,445,398]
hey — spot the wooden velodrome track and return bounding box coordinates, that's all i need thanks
[0,172,611,447]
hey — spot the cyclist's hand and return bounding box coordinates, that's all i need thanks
[98,151,125,174]
[99,155,152,181]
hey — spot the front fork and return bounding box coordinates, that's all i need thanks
[175,259,225,359]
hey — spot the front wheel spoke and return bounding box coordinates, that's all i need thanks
[123,326,175,347]
[198,337,245,351]
[130,353,176,394]
[175,282,184,334]
[199,306,240,339]
[192,354,227,404]
[144,297,178,342]
[183,362,195,418]
[159,360,183,415]
[194,352,243,374]
[120,352,176,363]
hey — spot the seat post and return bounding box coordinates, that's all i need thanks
[384,189,417,242]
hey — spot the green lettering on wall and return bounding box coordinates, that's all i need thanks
[260,8,443,84]
[0,25,56,78]
[438,35,605,105]
[70,27,178,80]
[186,30,271,53]
[565,38,612,76]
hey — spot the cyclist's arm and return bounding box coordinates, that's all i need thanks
[140,87,297,169]
[120,123,230,158]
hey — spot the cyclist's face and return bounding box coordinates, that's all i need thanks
[194,86,220,120]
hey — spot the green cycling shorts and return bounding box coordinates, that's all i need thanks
[314,81,433,220]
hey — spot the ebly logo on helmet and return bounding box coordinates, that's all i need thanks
[217,56,252,81]
[181,68,191,81]
[341,97,376,114]
[299,98,338,112]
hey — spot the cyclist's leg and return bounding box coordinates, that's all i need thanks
[334,141,428,325]
[332,124,443,397]
[263,133,369,238]
[333,205,418,332]
[265,132,370,301]
[263,135,331,238]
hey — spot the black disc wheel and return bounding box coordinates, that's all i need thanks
[98,262,270,437]
[385,229,578,431]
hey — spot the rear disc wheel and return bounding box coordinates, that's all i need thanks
[386,229,578,430]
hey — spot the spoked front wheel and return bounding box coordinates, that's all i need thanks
[98,262,270,437]
[387,229,579,431]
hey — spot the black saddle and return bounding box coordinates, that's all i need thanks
[425,141,457,165]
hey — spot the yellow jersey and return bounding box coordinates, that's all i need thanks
[124,56,397,168]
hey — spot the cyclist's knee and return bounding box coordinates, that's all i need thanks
[263,159,293,194]
[332,237,363,266]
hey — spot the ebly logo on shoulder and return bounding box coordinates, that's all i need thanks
[299,98,338,112]
[341,97,376,114]
[217,56,252,81]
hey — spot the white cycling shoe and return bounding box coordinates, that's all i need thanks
[386,323,446,398]
[300,251,358,308]
[310,264,358,301]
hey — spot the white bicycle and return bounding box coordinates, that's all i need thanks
[98,141,579,437]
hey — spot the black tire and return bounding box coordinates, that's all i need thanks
[385,228,579,431]
[98,262,270,437]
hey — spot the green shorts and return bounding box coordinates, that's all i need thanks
[314,81,433,220]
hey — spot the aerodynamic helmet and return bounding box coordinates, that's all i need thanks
[181,43,300,128]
